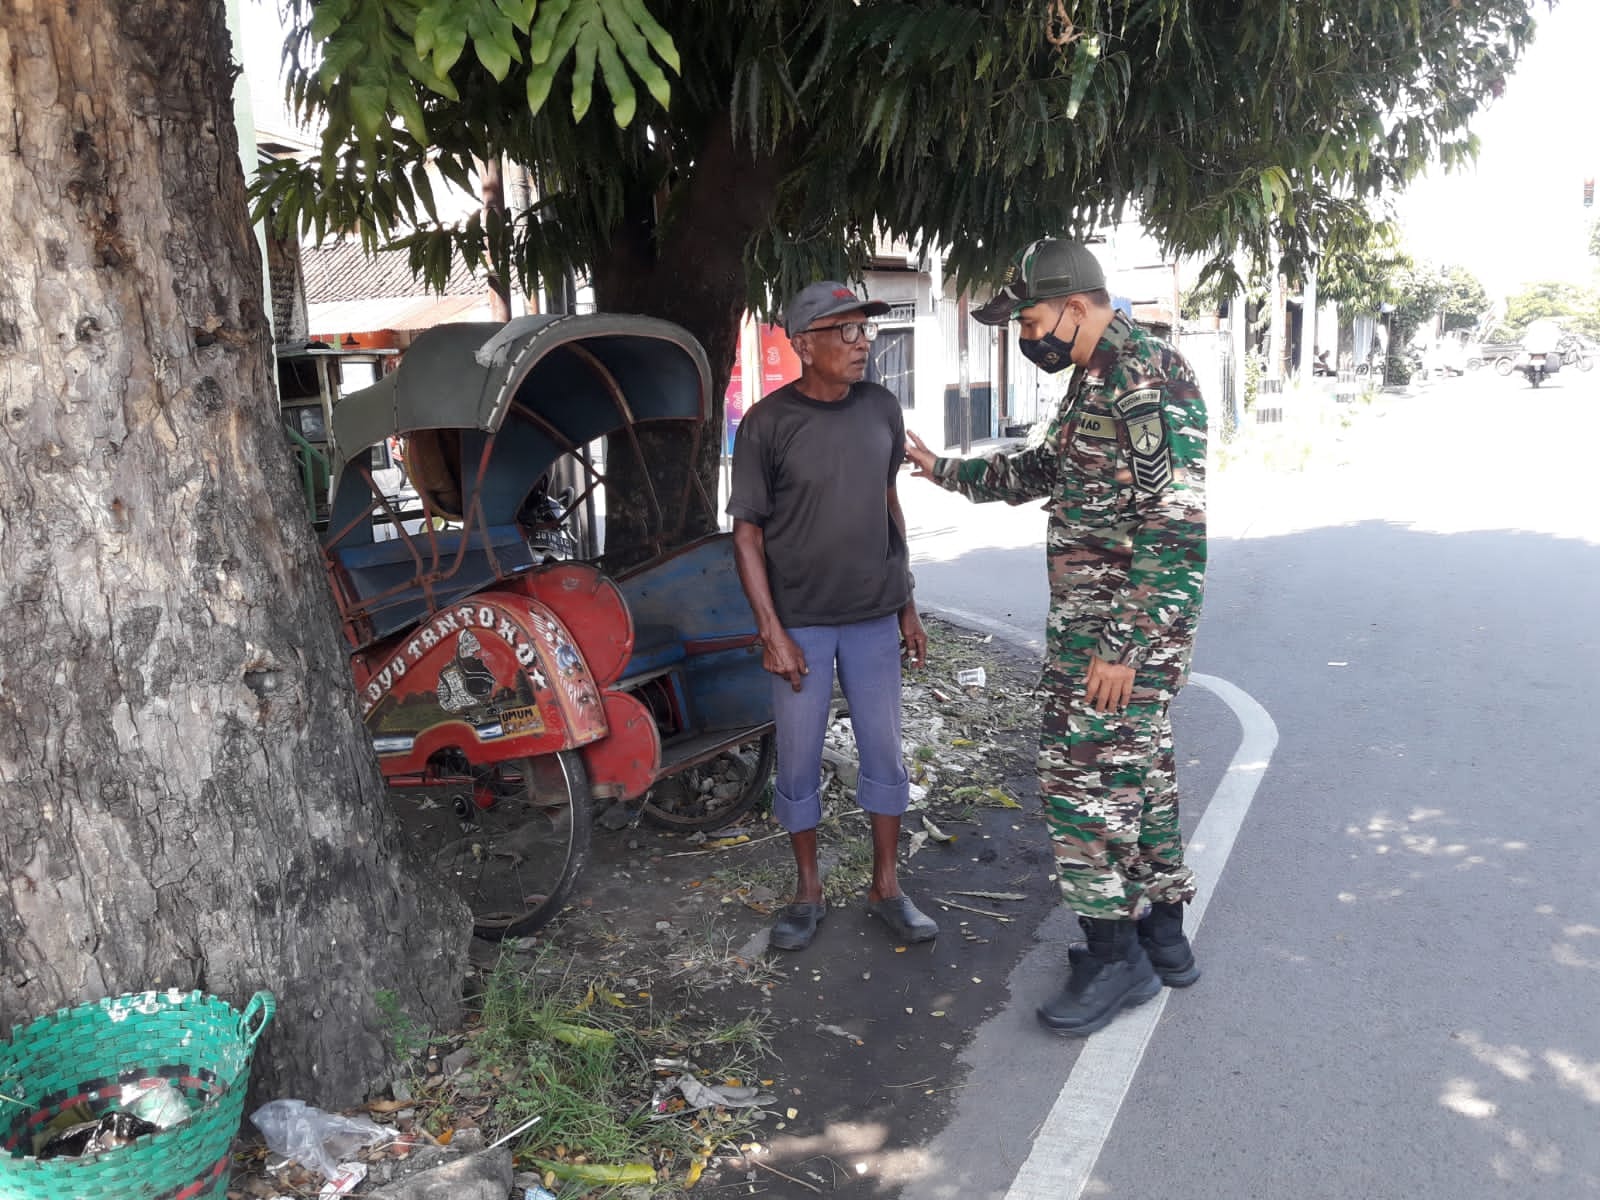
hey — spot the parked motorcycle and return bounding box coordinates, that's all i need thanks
[1557,334,1594,373]
[1351,349,1385,377]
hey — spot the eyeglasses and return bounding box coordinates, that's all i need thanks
[802,321,879,344]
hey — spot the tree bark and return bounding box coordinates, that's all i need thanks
[0,0,467,1105]
[478,154,512,322]
[590,112,785,562]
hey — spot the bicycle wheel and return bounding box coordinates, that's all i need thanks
[395,751,591,940]
[640,731,775,832]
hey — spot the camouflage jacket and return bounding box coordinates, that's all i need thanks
[932,312,1206,669]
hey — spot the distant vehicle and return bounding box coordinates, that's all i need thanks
[1513,350,1561,387]
[1434,331,1471,376]
[1557,333,1595,372]
[1465,340,1521,374]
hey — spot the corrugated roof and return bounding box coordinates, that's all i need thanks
[301,240,488,304]
[308,294,493,339]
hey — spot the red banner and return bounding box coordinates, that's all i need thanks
[758,325,801,395]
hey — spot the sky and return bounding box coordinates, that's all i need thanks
[1394,2,1600,299]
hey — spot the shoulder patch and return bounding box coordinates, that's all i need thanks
[1112,387,1171,493]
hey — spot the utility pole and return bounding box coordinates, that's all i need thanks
[995,321,1009,433]
[957,294,971,454]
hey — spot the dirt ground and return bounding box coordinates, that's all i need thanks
[553,616,1053,1194]
[229,616,1056,1198]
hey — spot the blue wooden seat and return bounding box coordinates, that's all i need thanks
[622,623,686,677]
[333,525,534,641]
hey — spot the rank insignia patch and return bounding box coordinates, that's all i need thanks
[1112,387,1171,493]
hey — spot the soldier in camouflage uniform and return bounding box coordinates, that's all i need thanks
[904,239,1206,1036]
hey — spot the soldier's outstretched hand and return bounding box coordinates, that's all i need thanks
[904,430,938,480]
[1084,654,1135,713]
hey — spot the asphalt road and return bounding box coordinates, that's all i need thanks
[895,367,1600,1200]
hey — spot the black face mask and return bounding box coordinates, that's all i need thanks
[1018,303,1080,373]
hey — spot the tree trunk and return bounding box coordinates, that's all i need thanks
[591,112,785,563]
[479,154,512,322]
[0,0,467,1106]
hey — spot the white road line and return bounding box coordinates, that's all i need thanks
[1004,672,1279,1200]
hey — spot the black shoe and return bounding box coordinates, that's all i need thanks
[770,901,826,951]
[1068,902,1203,987]
[1037,917,1161,1036]
[866,894,938,943]
[1138,901,1201,987]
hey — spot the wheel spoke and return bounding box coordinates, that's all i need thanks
[390,752,590,940]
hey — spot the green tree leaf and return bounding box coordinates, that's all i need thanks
[348,80,390,140]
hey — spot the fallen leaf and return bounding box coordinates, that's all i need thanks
[550,1021,615,1047]
[534,1159,657,1186]
[816,1024,863,1045]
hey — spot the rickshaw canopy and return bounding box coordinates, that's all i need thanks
[327,314,712,510]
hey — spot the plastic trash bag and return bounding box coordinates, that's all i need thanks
[121,1080,192,1128]
[250,1099,388,1180]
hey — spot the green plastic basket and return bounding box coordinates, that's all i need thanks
[0,988,274,1200]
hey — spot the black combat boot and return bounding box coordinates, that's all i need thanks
[1037,917,1161,1036]
[1137,900,1201,987]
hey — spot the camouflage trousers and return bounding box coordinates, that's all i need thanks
[1037,624,1197,920]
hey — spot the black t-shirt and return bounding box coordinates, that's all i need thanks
[727,381,911,627]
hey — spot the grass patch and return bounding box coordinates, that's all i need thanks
[665,918,782,997]
[821,832,875,906]
[707,857,789,899]
[375,987,429,1061]
[441,948,775,1193]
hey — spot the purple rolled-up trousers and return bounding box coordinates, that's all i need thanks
[770,613,911,833]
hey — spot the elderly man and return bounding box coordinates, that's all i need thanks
[905,239,1207,1035]
[728,281,935,952]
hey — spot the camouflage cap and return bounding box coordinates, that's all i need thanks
[971,239,1107,326]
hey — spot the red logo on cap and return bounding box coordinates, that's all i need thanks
[833,288,855,299]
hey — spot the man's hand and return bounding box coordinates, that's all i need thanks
[1084,654,1135,713]
[899,605,927,669]
[761,628,809,692]
[904,430,938,480]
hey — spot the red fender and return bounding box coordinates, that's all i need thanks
[580,689,661,803]
[515,562,634,687]
[350,591,609,777]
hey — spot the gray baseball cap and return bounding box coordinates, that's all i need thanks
[971,239,1107,326]
[783,281,890,337]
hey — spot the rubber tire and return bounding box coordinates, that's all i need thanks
[641,731,776,832]
[1495,356,1515,376]
[1577,354,1594,372]
[442,750,591,941]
